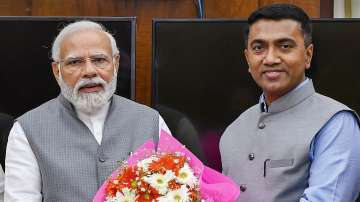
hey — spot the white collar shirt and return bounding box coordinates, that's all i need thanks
[4,101,170,202]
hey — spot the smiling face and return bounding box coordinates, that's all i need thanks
[245,19,313,105]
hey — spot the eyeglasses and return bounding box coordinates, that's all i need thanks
[57,54,114,71]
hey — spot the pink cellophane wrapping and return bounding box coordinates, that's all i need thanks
[93,130,240,202]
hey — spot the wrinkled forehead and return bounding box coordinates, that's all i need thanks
[60,29,112,59]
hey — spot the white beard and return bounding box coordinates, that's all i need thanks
[58,70,117,114]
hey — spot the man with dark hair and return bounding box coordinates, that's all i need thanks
[220,3,360,202]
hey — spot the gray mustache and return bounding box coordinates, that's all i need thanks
[75,77,107,92]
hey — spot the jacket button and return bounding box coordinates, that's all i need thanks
[240,184,247,192]
[258,122,265,129]
[248,153,255,160]
[99,156,106,162]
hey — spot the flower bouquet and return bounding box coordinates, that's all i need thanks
[93,130,240,202]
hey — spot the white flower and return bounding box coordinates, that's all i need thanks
[157,185,190,202]
[142,170,175,195]
[176,163,198,188]
[137,155,159,171]
[105,188,137,202]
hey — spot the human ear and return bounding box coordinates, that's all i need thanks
[244,49,251,73]
[113,53,120,72]
[51,62,60,82]
[305,44,314,69]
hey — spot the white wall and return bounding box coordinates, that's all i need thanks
[334,0,360,18]
[334,0,345,17]
[352,0,360,17]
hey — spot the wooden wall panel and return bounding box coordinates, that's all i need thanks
[259,0,321,17]
[320,0,333,18]
[132,0,197,105]
[0,0,32,15]
[205,0,258,18]
[0,0,322,106]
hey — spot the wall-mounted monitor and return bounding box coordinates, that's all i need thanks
[152,19,360,171]
[0,17,136,117]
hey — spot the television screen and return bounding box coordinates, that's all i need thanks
[0,17,135,117]
[152,19,360,171]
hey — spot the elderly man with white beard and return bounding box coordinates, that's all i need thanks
[4,20,170,202]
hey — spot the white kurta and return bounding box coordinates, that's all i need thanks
[4,102,170,202]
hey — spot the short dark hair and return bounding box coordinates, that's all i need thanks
[244,3,312,47]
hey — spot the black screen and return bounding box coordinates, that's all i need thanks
[152,19,360,171]
[0,17,135,117]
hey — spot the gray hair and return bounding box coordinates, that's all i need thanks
[51,20,119,61]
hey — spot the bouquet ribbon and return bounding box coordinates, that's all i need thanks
[93,130,240,202]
